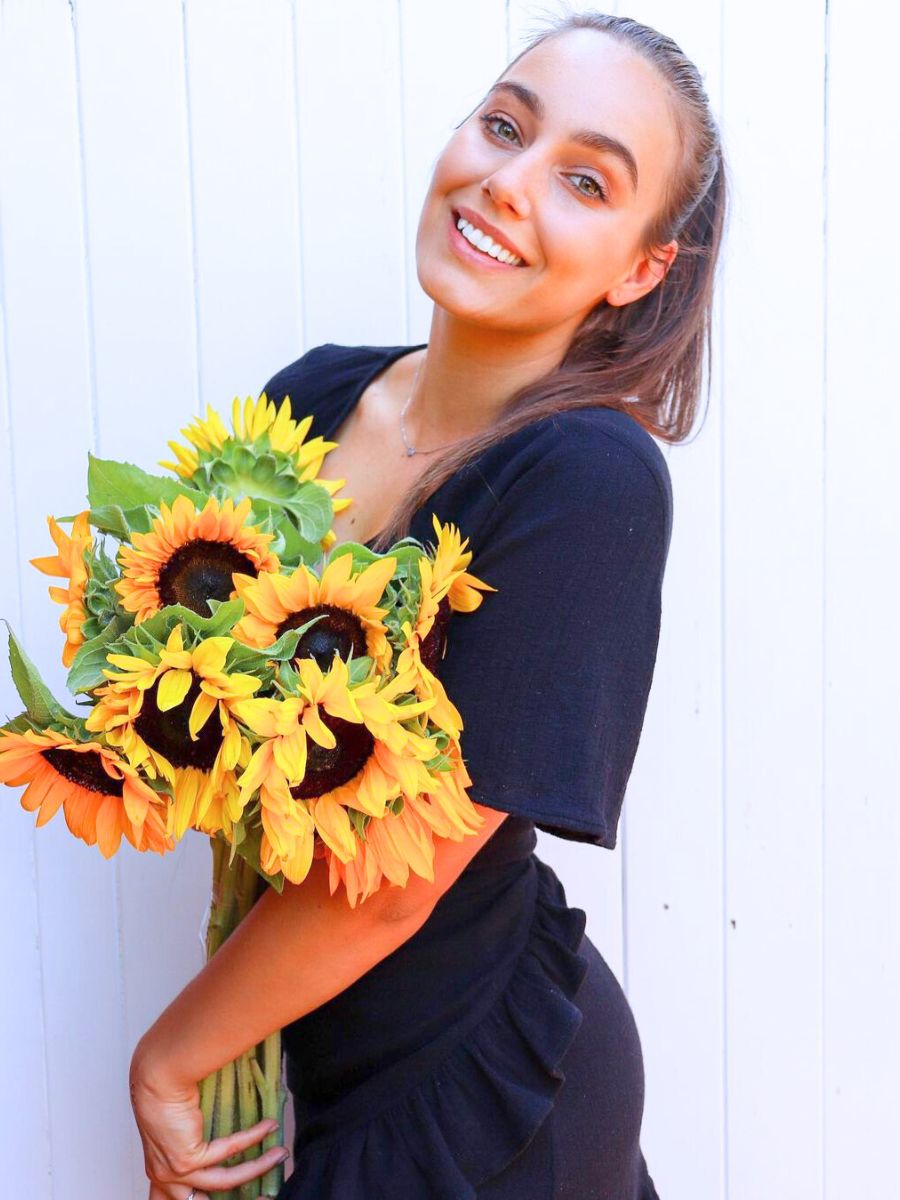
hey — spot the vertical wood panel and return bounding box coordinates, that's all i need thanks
[824,2,900,1195]
[0,8,53,1186]
[294,0,407,352]
[720,3,826,1198]
[76,0,199,457]
[620,6,727,1199]
[0,2,133,1194]
[72,3,214,1189]
[399,0,508,343]
[184,0,302,405]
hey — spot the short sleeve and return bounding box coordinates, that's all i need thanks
[435,414,673,849]
[258,343,345,423]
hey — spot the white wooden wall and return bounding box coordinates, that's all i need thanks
[0,1,895,1196]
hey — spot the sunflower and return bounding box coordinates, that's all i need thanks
[390,516,497,739]
[418,514,497,657]
[115,493,280,624]
[322,734,484,907]
[158,394,353,549]
[162,393,334,477]
[30,511,93,667]
[250,767,318,885]
[231,655,439,884]
[231,551,397,673]
[0,727,173,857]
[85,625,260,840]
[193,744,253,841]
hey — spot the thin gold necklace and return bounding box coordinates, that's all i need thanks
[399,354,459,457]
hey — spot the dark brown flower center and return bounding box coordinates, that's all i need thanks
[418,597,451,676]
[290,709,374,800]
[157,539,256,615]
[133,673,222,770]
[42,746,124,796]
[276,604,368,671]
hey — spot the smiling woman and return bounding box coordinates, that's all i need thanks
[128,10,729,1200]
[249,15,726,1200]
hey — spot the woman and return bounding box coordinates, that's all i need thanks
[129,11,727,1199]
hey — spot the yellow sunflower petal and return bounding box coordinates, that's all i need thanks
[191,637,232,677]
[189,689,218,738]
[156,669,193,712]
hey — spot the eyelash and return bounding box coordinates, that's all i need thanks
[477,112,609,203]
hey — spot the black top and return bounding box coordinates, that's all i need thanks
[262,341,673,848]
[259,343,674,1199]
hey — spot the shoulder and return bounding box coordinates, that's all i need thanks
[259,342,399,410]
[485,406,673,554]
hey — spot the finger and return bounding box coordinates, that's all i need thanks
[194,1116,282,1170]
[175,1142,289,1193]
[149,1184,208,1200]
[150,1184,209,1200]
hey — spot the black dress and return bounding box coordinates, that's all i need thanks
[260,343,673,1200]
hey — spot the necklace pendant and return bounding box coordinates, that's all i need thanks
[406,445,416,457]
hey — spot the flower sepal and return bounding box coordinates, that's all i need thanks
[80,540,132,639]
[67,613,134,695]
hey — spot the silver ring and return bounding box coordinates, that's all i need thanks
[185,1191,196,1200]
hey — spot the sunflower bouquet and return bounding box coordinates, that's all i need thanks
[0,392,495,1197]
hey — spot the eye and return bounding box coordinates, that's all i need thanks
[477,112,609,204]
[478,112,519,143]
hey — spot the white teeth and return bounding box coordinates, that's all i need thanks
[455,215,522,265]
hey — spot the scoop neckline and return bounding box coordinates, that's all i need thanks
[322,342,428,549]
[322,342,429,444]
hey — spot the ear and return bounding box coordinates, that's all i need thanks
[605,239,679,307]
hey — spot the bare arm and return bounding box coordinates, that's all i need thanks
[132,803,509,1091]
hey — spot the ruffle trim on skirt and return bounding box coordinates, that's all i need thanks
[278,856,590,1199]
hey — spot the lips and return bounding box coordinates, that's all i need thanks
[452,205,528,265]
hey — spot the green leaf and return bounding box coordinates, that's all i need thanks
[88,504,155,538]
[66,613,133,694]
[136,598,245,645]
[224,615,328,674]
[347,807,370,841]
[228,822,285,893]
[87,454,208,513]
[277,482,334,542]
[346,655,374,685]
[424,752,453,773]
[327,540,425,576]
[3,621,76,726]
[1,711,38,735]
[249,499,324,568]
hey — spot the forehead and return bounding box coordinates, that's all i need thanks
[498,28,680,205]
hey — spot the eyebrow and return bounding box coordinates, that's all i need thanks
[485,80,640,196]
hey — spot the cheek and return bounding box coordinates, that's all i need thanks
[430,126,493,192]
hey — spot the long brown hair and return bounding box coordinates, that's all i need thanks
[371,9,729,552]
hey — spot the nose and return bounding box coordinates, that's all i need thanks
[480,158,533,221]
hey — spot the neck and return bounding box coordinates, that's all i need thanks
[406,308,576,443]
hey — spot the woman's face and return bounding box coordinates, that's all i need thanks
[415,28,682,339]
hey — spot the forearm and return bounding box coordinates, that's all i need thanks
[132,854,430,1091]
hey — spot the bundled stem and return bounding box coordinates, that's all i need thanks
[199,835,288,1200]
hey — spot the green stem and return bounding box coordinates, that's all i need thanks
[196,835,287,1199]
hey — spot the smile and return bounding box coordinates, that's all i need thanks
[448,210,527,270]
